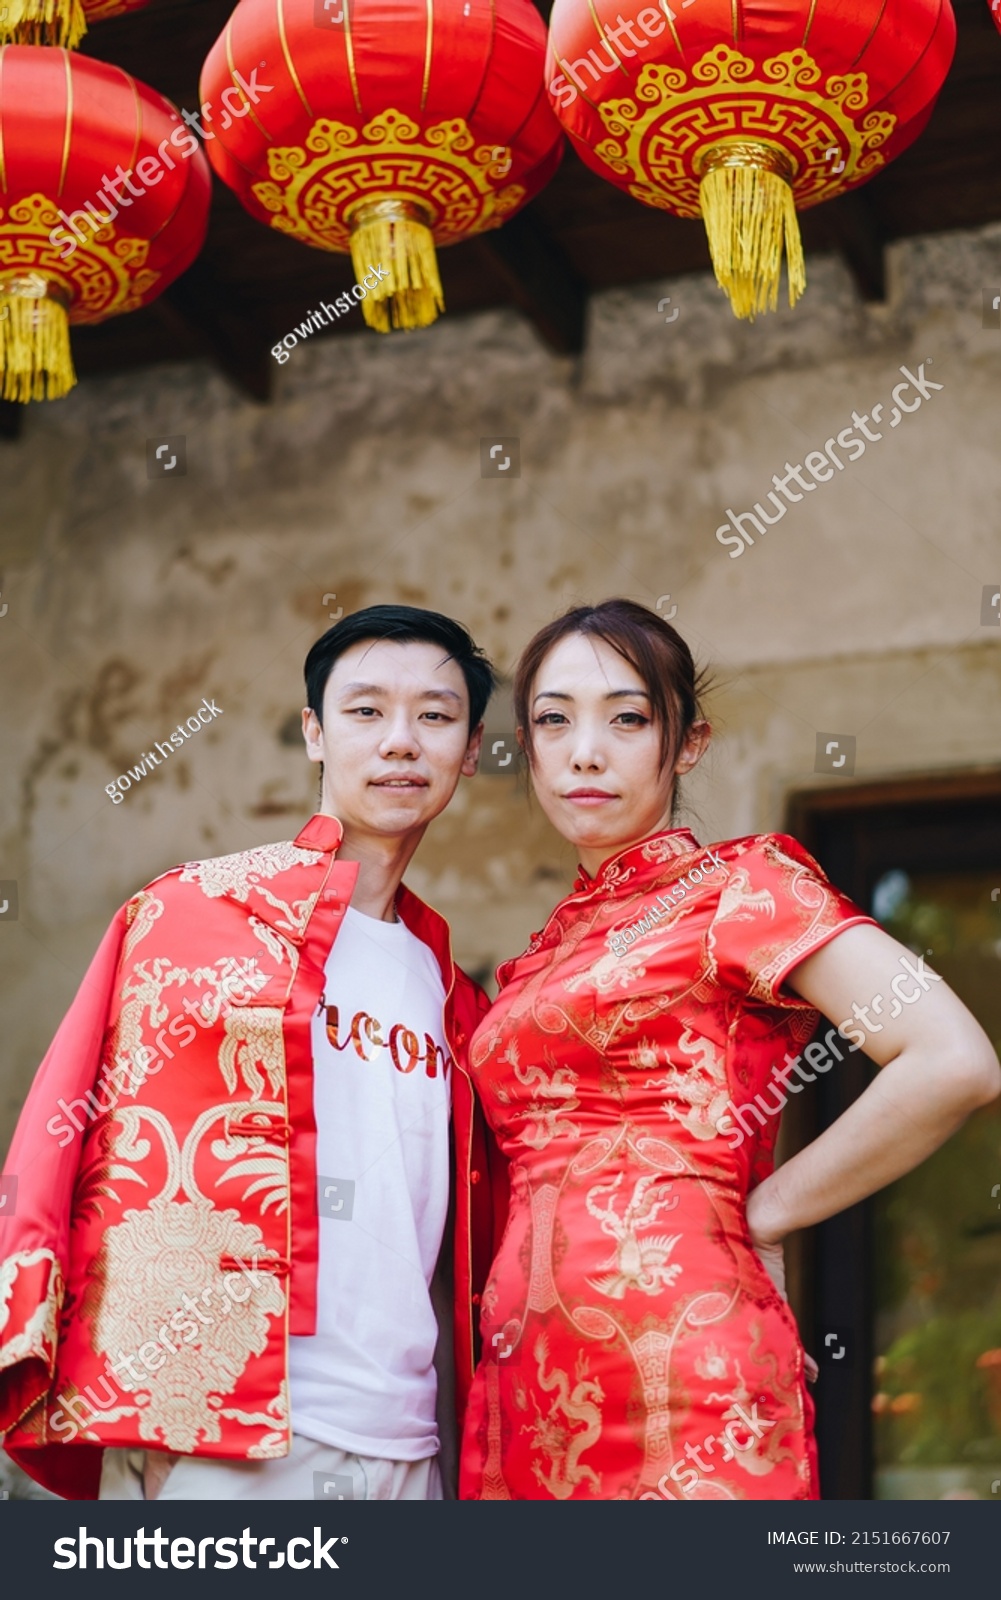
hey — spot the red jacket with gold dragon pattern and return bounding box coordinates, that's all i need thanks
[0,814,503,1499]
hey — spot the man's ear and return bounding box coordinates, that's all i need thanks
[302,706,323,765]
[461,722,484,777]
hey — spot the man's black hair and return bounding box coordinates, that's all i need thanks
[304,605,497,731]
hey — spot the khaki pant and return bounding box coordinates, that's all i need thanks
[99,1431,442,1501]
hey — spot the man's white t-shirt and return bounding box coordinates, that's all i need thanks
[288,905,452,1460]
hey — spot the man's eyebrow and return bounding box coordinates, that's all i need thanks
[338,681,463,703]
[532,687,651,705]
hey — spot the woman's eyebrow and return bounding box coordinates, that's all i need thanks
[532,687,651,704]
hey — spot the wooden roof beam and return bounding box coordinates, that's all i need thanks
[0,401,24,441]
[155,254,273,403]
[822,186,888,303]
[477,207,587,355]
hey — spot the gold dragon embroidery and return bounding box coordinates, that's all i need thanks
[645,1025,731,1143]
[524,1337,604,1499]
[492,1042,581,1150]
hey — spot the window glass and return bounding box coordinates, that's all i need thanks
[870,869,1001,1500]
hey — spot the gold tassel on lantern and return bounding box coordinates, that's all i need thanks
[0,274,76,403]
[348,198,445,333]
[0,0,87,48]
[697,142,806,321]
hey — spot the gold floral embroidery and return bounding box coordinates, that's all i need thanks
[73,1116,147,1224]
[209,1105,290,1217]
[106,956,272,1100]
[109,958,189,1096]
[87,1197,285,1453]
[122,893,164,958]
[218,1007,286,1100]
[248,915,297,972]
[221,1379,289,1458]
[0,1249,62,1370]
[179,843,323,937]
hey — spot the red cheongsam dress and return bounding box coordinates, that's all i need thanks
[459,830,875,1501]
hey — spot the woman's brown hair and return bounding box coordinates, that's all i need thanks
[513,598,710,774]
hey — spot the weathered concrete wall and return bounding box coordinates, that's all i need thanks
[1,223,1000,1154]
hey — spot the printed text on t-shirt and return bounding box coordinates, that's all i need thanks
[320,1001,453,1078]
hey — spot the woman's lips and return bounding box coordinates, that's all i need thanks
[563,789,617,806]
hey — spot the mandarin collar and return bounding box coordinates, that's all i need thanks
[293,813,345,854]
[571,828,702,895]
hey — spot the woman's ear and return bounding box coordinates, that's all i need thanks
[674,719,712,775]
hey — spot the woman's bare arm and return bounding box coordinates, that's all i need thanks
[745,923,1001,1246]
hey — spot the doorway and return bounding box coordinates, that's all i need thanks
[784,772,1001,1500]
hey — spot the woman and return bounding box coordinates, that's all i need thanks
[459,600,1000,1501]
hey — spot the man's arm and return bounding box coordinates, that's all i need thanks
[0,906,130,1434]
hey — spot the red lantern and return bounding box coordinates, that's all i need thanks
[991,1,1001,34]
[546,0,955,319]
[0,0,152,50]
[0,46,211,401]
[200,0,563,333]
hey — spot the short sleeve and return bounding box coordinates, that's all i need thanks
[707,833,877,1009]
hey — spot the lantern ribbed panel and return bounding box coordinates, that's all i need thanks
[546,0,955,318]
[199,0,564,332]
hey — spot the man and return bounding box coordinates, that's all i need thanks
[0,606,504,1500]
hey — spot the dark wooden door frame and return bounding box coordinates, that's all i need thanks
[781,767,1001,1500]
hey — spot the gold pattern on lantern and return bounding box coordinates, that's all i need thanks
[1,194,160,398]
[593,46,897,217]
[250,110,525,253]
[0,194,159,321]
